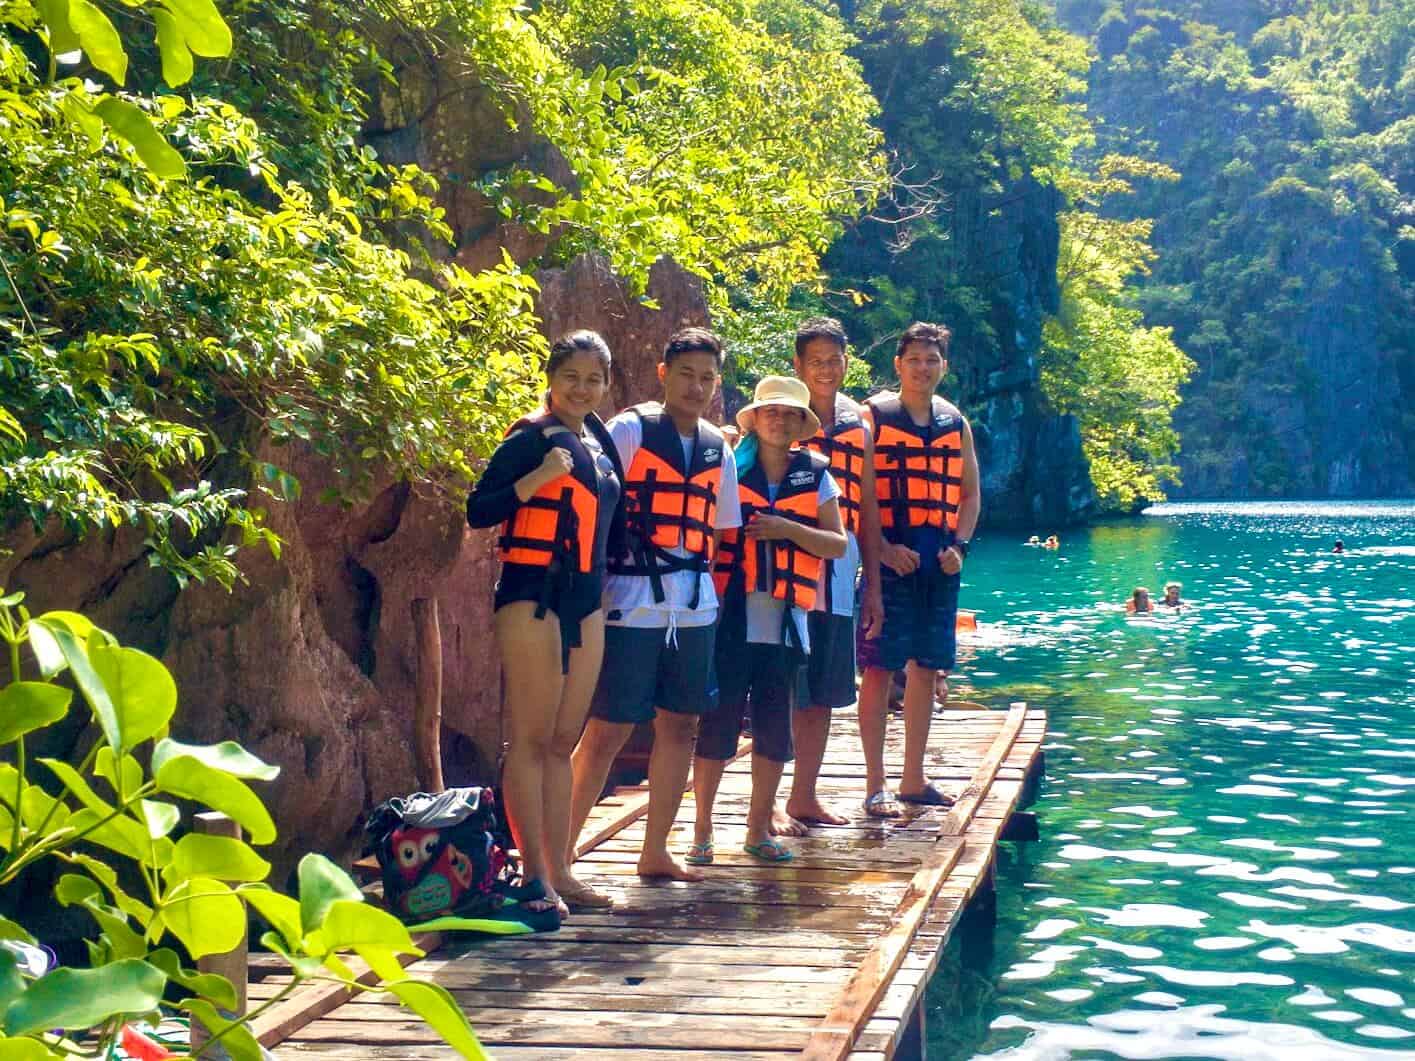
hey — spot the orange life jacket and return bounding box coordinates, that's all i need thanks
[497,411,602,576]
[608,402,725,605]
[802,393,866,537]
[868,393,963,543]
[713,447,827,620]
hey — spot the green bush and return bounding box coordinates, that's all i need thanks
[0,590,487,1059]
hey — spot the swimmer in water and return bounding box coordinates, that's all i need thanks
[1026,535,1041,546]
[1332,539,1345,554]
[1043,535,1060,550]
[1125,586,1153,614]
[1159,581,1183,609]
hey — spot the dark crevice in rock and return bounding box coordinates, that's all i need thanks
[347,558,381,677]
[362,481,411,545]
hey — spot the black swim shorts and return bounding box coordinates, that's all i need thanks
[589,622,718,726]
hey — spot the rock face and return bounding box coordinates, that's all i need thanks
[0,244,709,880]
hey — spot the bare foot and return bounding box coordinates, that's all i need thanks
[769,803,808,837]
[637,850,706,882]
[786,798,850,826]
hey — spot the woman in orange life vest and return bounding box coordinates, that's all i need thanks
[691,376,847,865]
[466,331,626,918]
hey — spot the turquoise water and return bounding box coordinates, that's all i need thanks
[931,501,1415,1060]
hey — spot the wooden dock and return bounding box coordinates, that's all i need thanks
[255,702,1046,1059]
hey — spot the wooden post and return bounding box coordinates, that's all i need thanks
[411,597,445,793]
[190,813,247,1052]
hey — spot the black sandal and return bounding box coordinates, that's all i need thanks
[898,782,956,807]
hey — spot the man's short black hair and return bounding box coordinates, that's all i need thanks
[794,317,848,358]
[897,321,952,359]
[662,326,724,368]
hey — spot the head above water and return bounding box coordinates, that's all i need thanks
[794,317,849,404]
[894,321,952,401]
[545,329,612,422]
[658,326,724,425]
[1333,539,1345,553]
[1131,586,1152,609]
[1163,581,1182,604]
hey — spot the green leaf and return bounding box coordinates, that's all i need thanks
[404,915,533,935]
[68,807,166,865]
[161,0,232,57]
[153,756,276,845]
[93,98,186,180]
[158,878,245,958]
[384,979,489,1060]
[95,747,144,800]
[89,643,177,752]
[139,799,180,839]
[0,948,24,1015]
[80,898,147,961]
[0,1037,67,1059]
[34,0,81,56]
[320,900,418,954]
[297,854,362,935]
[152,9,194,87]
[257,930,323,978]
[148,948,238,1012]
[3,958,166,1035]
[0,917,36,944]
[32,618,119,749]
[169,834,270,883]
[66,852,153,922]
[0,681,71,743]
[55,873,102,907]
[239,887,302,951]
[182,999,262,1061]
[152,738,279,781]
[67,0,128,84]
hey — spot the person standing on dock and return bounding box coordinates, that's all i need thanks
[781,317,885,829]
[691,376,848,865]
[857,321,981,818]
[466,330,626,920]
[566,328,740,883]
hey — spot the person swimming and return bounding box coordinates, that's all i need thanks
[1332,539,1345,554]
[1043,535,1060,550]
[1126,586,1153,614]
[1159,581,1183,609]
[1026,535,1041,546]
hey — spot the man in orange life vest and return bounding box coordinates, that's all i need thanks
[857,321,981,817]
[780,317,885,828]
[566,327,740,882]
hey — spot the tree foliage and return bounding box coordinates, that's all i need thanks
[1054,0,1415,497]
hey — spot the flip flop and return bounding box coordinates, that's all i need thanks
[898,782,956,807]
[686,839,714,866]
[864,789,902,818]
[558,880,615,910]
[744,838,794,863]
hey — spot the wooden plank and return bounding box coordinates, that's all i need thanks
[248,930,441,1048]
[801,705,1028,1061]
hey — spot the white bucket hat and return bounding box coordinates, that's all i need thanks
[735,375,821,442]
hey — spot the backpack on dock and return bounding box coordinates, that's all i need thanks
[364,787,532,925]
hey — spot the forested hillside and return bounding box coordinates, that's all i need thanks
[1055,0,1415,498]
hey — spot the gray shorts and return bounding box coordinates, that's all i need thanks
[589,623,718,725]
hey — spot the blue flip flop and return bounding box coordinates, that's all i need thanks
[744,838,794,863]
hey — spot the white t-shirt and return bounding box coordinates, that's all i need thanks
[743,472,841,650]
[812,528,860,619]
[603,412,741,629]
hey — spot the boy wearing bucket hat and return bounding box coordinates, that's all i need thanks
[692,376,848,864]
[857,322,980,818]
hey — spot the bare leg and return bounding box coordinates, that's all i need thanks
[494,602,565,911]
[857,665,893,800]
[691,755,728,848]
[899,663,935,795]
[747,754,787,848]
[567,716,633,864]
[786,706,848,825]
[637,709,704,881]
[548,612,604,896]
